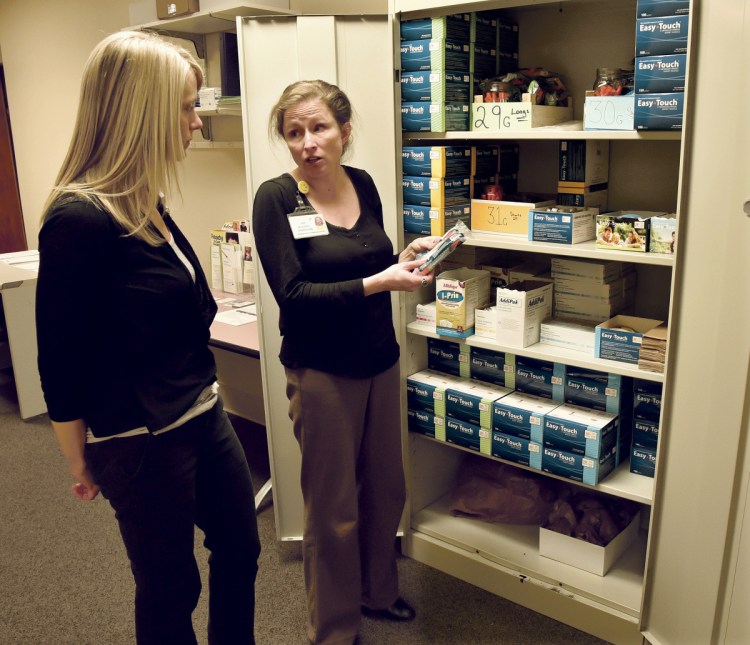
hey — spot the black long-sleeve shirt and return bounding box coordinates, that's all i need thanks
[36,196,217,438]
[252,166,400,378]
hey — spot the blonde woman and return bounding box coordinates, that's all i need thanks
[35,31,259,645]
[253,80,439,645]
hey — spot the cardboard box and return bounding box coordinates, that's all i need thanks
[406,369,461,416]
[400,14,472,41]
[400,38,471,72]
[595,315,664,365]
[471,197,556,236]
[403,175,472,208]
[635,54,687,94]
[636,15,689,57]
[469,345,514,388]
[445,380,512,429]
[630,444,657,477]
[539,513,640,575]
[649,214,677,254]
[563,367,630,414]
[596,210,665,252]
[474,306,497,339]
[542,404,620,458]
[403,203,471,236]
[514,357,565,401]
[558,140,610,185]
[401,102,471,132]
[633,379,663,421]
[492,390,561,441]
[632,417,660,450]
[540,318,597,355]
[529,206,598,245]
[402,145,472,177]
[495,280,554,347]
[491,432,543,468]
[634,92,685,131]
[557,182,609,212]
[550,256,628,284]
[637,0,689,18]
[407,408,445,439]
[541,444,617,485]
[436,268,491,338]
[401,70,472,103]
[427,337,470,377]
[583,93,635,131]
[471,99,573,132]
[445,416,488,452]
[508,257,551,283]
[415,301,436,330]
[157,0,199,20]
[471,43,497,77]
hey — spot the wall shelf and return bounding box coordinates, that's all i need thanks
[131,3,298,34]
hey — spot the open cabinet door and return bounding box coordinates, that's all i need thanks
[237,13,398,540]
[640,1,750,643]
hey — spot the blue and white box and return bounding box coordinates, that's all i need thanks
[633,379,663,421]
[563,368,629,414]
[469,345,515,389]
[528,206,598,245]
[635,54,687,94]
[445,416,488,453]
[515,357,566,401]
[542,445,617,485]
[403,203,470,236]
[492,391,561,441]
[635,92,684,131]
[445,379,512,429]
[400,70,472,104]
[635,15,689,57]
[632,417,659,450]
[407,408,446,440]
[402,175,472,208]
[542,404,619,459]
[427,337,470,377]
[401,102,471,132]
[596,315,664,365]
[407,369,461,416]
[491,432,543,469]
[402,145,472,178]
[400,14,471,41]
[630,445,657,477]
[400,38,471,72]
[637,0,690,19]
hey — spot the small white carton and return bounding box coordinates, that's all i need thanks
[436,268,491,338]
[540,318,597,354]
[474,306,497,339]
[495,279,554,348]
[415,301,436,330]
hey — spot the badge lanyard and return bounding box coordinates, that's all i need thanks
[287,183,329,240]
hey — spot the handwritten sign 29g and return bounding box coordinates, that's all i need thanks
[471,102,572,132]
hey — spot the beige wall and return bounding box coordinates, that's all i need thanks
[0,0,249,272]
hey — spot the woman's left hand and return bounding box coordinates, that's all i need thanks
[398,236,442,264]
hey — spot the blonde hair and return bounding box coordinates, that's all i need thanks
[41,31,204,245]
[269,79,354,156]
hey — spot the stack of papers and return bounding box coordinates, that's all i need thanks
[638,323,668,373]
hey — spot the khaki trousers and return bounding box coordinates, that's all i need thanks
[285,363,406,645]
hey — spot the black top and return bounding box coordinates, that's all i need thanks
[36,196,217,438]
[252,166,400,378]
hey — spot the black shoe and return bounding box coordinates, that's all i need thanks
[362,596,415,622]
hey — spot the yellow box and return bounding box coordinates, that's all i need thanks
[471,198,555,236]
[436,268,491,338]
[471,98,573,132]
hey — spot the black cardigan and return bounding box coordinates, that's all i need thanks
[36,197,217,438]
[252,166,400,378]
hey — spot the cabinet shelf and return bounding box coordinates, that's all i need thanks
[131,3,297,34]
[411,491,646,618]
[410,432,655,505]
[196,106,243,117]
[407,321,666,383]
[402,123,682,142]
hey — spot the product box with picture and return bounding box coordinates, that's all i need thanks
[436,268,491,338]
[596,210,666,252]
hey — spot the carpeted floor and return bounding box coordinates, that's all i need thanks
[0,375,608,644]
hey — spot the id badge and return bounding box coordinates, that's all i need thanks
[287,204,329,240]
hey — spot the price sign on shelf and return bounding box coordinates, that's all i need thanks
[583,95,635,131]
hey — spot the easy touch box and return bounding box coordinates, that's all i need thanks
[634,92,684,131]
[491,432,543,469]
[401,102,471,132]
[514,357,566,401]
[542,445,617,485]
[400,14,471,41]
[596,315,664,365]
[427,337,470,377]
[542,404,619,459]
[402,175,472,208]
[558,140,610,185]
[557,183,609,212]
[637,0,690,18]
[635,16,689,57]
[563,368,629,415]
[635,54,687,94]
[400,38,471,72]
[436,268,491,338]
[492,391,561,441]
[407,408,446,440]
[630,445,656,477]
[445,379,512,429]
[406,369,461,416]
[400,70,472,104]
[528,206,598,245]
[402,146,472,178]
[469,345,515,389]
[445,416,488,453]
[633,379,663,421]
[632,417,659,450]
[495,279,554,348]
[403,203,471,236]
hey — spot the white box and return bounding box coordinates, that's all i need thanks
[416,301,436,330]
[540,318,596,354]
[436,268,491,338]
[474,306,497,338]
[495,279,554,348]
[539,513,640,576]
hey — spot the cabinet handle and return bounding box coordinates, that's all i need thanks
[744,201,750,217]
